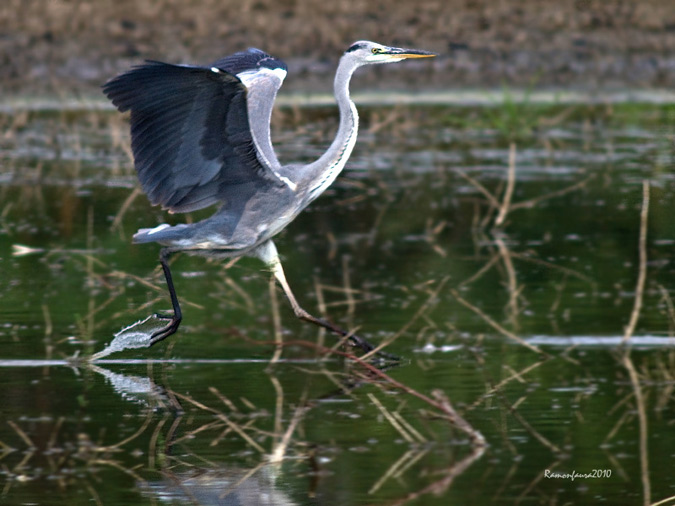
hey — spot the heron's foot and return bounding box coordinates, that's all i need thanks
[329,325,400,363]
[296,311,400,362]
[149,313,182,346]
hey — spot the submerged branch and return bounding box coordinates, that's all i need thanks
[623,180,650,343]
[495,142,517,226]
[266,339,486,447]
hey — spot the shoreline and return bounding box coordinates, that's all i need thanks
[2,88,674,114]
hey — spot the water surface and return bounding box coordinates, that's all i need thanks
[1,100,674,505]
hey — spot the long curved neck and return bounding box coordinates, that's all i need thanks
[300,57,360,203]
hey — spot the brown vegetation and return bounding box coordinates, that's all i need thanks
[2,0,674,95]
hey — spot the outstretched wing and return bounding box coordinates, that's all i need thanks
[102,49,288,214]
[211,49,287,172]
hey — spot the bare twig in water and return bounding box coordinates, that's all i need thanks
[509,251,594,284]
[509,174,595,212]
[368,393,417,444]
[311,276,328,355]
[97,407,155,451]
[367,105,404,134]
[148,415,170,469]
[267,374,284,449]
[497,392,562,454]
[172,391,266,454]
[41,303,53,340]
[467,360,546,411]
[110,186,142,233]
[268,275,283,364]
[387,436,485,506]
[450,289,544,355]
[268,397,309,463]
[363,277,449,360]
[7,421,35,449]
[657,284,675,336]
[107,269,205,310]
[454,169,501,210]
[622,352,651,506]
[390,406,427,444]
[493,233,521,330]
[495,142,517,226]
[456,148,595,232]
[217,462,268,502]
[651,497,675,506]
[516,457,565,503]
[457,252,501,288]
[369,448,429,495]
[269,339,486,447]
[84,481,104,506]
[623,180,650,343]
[342,255,357,327]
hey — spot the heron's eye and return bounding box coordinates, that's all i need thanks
[371,47,382,54]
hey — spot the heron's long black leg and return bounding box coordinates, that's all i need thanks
[150,248,183,346]
[257,241,377,354]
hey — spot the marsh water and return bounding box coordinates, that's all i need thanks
[1,98,674,505]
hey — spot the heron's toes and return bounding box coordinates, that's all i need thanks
[149,316,182,346]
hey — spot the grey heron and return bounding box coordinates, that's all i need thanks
[103,40,435,353]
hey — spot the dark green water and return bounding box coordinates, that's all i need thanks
[1,101,674,505]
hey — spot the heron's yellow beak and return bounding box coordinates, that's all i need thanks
[394,52,436,59]
[385,48,436,59]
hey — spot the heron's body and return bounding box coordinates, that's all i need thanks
[103,41,434,351]
[133,177,298,255]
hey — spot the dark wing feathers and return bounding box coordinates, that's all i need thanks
[211,48,286,75]
[102,51,285,214]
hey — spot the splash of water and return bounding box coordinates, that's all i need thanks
[91,315,165,360]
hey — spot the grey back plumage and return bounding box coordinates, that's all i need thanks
[102,49,288,214]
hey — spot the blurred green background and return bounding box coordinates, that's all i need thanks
[1,1,675,505]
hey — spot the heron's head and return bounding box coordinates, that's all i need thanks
[343,40,436,66]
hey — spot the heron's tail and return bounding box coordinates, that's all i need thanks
[133,224,190,245]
